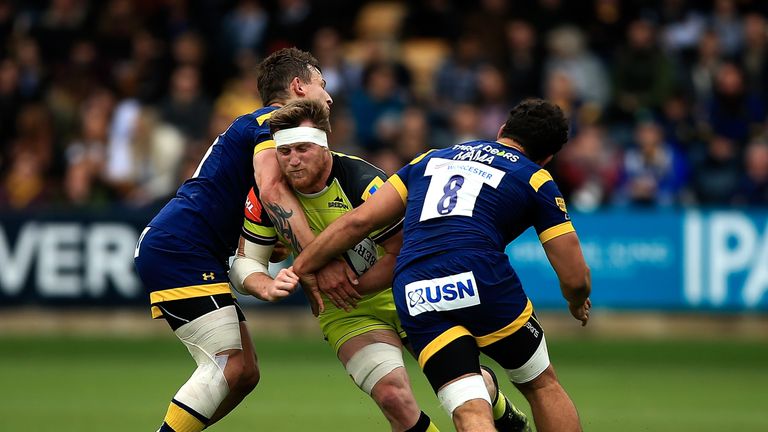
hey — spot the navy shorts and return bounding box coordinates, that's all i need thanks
[134,227,238,323]
[393,250,537,367]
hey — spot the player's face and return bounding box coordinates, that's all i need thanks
[302,67,333,109]
[276,137,329,193]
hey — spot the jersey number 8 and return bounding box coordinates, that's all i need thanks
[419,158,504,222]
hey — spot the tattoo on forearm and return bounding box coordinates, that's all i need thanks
[264,202,303,253]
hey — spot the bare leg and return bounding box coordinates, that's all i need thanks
[514,365,581,432]
[452,398,495,432]
[339,330,423,431]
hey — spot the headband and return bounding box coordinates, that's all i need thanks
[273,126,328,148]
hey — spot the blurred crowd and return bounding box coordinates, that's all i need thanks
[1,0,768,211]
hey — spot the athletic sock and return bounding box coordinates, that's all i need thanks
[405,411,440,432]
[161,399,209,432]
[492,391,509,420]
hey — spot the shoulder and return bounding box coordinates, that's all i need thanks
[332,152,388,203]
[226,107,277,136]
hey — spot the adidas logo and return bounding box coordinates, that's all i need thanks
[328,196,349,209]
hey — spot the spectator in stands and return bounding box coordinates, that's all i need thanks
[688,135,742,205]
[14,37,46,100]
[733,137,768,205]
[740,12,768,102]
[612,18,676,121]
[555,123,622,211]
[503,19,543,103]
[311,26,362,104]
[686,30,724,109]
[544,25,610,110]
[544,68,587,137]
[218,0,269,65]
[392,105,431,163]
[1,0,768,212]
[616,118,688,207]
[0,148,50,209]
[710,0,744,57]
[448,103,483,143]
[130,30,167,104]
[402,0,462,42]
[348,61,407,155]
[0,58,21,161]
[433,33,486,111]
[704,62,766,145]
[474,64,510,140]
[158,65,211,141]
[462,0,510,66]
[659,91,700,151]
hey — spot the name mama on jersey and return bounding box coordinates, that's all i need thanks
[405,271,480,316]
[452,143,520,165]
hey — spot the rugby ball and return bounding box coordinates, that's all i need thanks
[342,237,378,277]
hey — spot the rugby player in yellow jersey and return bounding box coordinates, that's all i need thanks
[230,99,532,432]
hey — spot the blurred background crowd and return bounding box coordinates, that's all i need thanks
[1,0,768,212]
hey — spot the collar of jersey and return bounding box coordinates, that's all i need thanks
[294,183,331,198]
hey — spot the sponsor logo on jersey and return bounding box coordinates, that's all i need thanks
[404,271,480,316]
[328,196,349,209]
[202,272,215,281]
[245,189,263,222]
[452,143,519,165]
[555,197,567,213]
[362,176,385,201]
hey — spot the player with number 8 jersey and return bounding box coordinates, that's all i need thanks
[390,139,574,359]
[292,99,591,431]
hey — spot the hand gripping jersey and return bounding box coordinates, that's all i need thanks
[390,140,574,273]
[148,106,279,263]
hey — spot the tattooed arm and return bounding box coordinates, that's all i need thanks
[254,149,360,313]
[262,201,304,253]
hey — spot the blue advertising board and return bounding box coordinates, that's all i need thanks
[507,210,768,311]
[2,208,767,311]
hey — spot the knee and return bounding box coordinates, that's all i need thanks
[372,377,414,415]
[239,362,260,392]
[227,355,260,394]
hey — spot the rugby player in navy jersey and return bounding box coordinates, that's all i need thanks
[133,48,346,432]
[293,99,591,432]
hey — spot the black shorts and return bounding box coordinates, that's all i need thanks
[154,294,246,331]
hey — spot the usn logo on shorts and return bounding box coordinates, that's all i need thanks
[404,271,480,316]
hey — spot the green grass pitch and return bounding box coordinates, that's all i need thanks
[1,335,766,431]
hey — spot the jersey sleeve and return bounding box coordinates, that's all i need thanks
[251,110,276,156]
[388,149,436,205]
[527,169,575,244]
[242,187,278,245]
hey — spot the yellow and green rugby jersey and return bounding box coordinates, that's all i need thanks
[241,152,402,268]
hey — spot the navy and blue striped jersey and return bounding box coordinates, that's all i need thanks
[148,106,279,262]
[389,140,574,272]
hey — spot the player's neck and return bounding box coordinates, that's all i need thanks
[497,138,526,155]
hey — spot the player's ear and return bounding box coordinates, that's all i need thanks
[496,123,505,140]
[290,76,305,97]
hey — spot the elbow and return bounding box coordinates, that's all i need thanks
[347,208,376,236]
